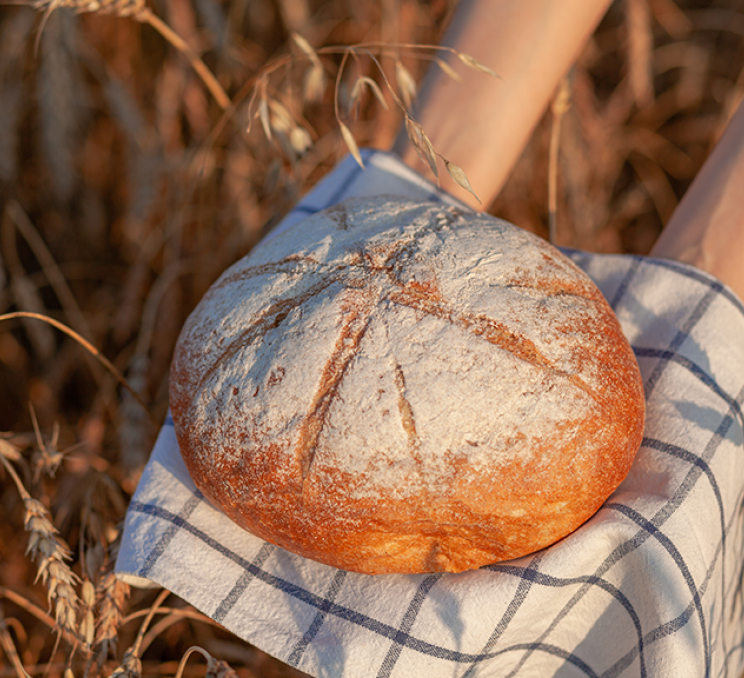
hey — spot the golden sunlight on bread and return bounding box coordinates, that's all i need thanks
[169,196,645,574]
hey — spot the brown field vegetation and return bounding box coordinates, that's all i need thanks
[0,0,743,677]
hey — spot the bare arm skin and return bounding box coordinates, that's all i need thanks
[396,0,744,302]
[393,0,612,209]
[650,102,744,301]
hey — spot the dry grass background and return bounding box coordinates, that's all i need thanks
[0,0,743,677]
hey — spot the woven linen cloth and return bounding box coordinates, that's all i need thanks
[116,149,744,678]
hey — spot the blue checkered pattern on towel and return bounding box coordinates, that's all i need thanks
[116,150,744,678]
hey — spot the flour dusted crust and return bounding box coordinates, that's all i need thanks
[169,196,645,574]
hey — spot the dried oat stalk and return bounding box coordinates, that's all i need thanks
[0,606,30,678]
[292,32,325,104]
[0,311,151,417]
[33,0,145,17]
[28,0,229,109]
[237,34,498,192]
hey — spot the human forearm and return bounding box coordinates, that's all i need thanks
[650,103,744,300]
[393,0,612,208]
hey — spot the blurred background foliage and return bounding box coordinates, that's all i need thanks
[0,0,743,677]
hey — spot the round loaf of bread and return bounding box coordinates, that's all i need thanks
[170,196,645,574]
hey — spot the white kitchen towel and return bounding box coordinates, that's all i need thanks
[116,149,744,678]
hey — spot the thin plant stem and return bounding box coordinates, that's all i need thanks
[139,612,224,655]
[0,619,31,678]
[130,589,170,657]
[136,8,230,110]
[0,585,81,649]
[173,647,202,678]
[0,312,153,421]
[0,453,31,500]
[122,606,220,626]
[333,48,351,125]
[549,76,570,246]
[0,588,55,630]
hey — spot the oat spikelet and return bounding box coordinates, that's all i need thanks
[257,98,313,159]
[339,121,363,168]
[455,52,499,78]
[290,31,316,60]
[403,115,422,152]
[349,76,388,113]
[258,91,272,142]
[332,48,364,168]
[292,32,325,104]
[403,116,437,180]
[419,128,438,182]
[443,158,481,204]
[395,59,417,110]
[302,62,325,104]
[433,57,463,83]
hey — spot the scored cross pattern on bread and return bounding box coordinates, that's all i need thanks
[170,197,645,574]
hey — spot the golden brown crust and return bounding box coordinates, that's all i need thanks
[170,197,645,574]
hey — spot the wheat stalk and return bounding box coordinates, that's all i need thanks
[174,646,239,678]
[0,608,33,678]
[6,201,93,343]
[548,76,570,245]
[26,0,230,109]
[137,609,225,656]
[109,589,168,678]
[0,585,56,631]
[135,9,229,109]
[0,312,153,419]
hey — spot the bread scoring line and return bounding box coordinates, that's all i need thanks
[294,288,376,486]
[189,240,611,436]
[190,275,339,396]
[170,198,646,572]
